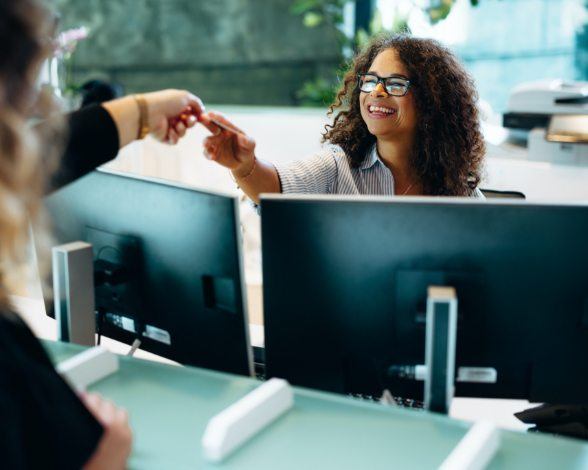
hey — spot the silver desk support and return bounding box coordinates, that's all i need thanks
[424,286,458,414]
[52,241,96,346]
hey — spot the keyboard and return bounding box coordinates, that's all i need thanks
[349,393,424,410]
[255,363,423,410]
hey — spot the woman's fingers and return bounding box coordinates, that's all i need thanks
[203,139,216,160]
[209,111,245,134]
[167,128,179,145]
[203,135,240,165]
[186,93,205,117]
[184,113,198,128]
[200,114,255,173]
[81,393,122,427]
[198,113,222,135]
[174,121,187,138]
[237,133,255,152]
[99,399,117,424]
[81,392,101,418]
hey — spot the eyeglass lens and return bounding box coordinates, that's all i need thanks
[359,74,409,96]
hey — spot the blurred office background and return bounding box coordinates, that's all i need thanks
[52,0,587,116]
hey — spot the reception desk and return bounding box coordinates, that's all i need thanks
[47,340,588,469]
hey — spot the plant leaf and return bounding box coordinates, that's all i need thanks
[303,12,324,28]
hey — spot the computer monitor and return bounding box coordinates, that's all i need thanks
[261,195,588,404]
[44,169,252,376]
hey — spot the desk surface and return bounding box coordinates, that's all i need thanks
[46,341,588,470]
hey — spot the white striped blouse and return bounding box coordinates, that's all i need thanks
[274,144,484,197]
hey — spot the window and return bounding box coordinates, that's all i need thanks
[377,0,587,116]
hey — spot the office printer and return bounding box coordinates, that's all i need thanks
[503,80,588,165]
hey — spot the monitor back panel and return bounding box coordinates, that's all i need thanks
[45,170,251,376]
[262,196,588,402]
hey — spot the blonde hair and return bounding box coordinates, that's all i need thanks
[0,0,62,307]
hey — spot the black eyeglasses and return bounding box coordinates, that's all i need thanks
[357,73,411,96]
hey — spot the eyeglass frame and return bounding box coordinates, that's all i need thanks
[356,73,412,97]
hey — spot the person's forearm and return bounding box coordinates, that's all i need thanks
[101,96,140,148]
[46,105,120,192]
[232,158,281,204]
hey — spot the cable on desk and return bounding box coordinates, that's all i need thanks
[95,309,105,346]
[127,338,141,357]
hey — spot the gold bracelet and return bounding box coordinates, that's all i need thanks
[232,157,256,184]
[133,94,150,140]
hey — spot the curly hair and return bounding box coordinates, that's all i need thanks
[323,34,485,196]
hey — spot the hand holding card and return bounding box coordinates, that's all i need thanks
[209,118,244,136]
[166,105,200,143]
[200,112,256,176]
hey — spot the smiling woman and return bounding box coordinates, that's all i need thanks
[202,33,485,202]
[356,49,419,196]
[325,34,485,197]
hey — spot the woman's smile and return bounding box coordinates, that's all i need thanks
[366,103,397,119]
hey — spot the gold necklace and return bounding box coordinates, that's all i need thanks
[400,182,415,195]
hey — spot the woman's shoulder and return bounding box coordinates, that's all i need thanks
[287,144,348,171]
[312,144,350,169]
[319,143,347,159]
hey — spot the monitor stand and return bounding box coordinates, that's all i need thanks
[424,286,458,414]
[52,241,96,346]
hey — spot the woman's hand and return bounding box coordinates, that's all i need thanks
[201,112,256,178]
[102,89,206,147]
[82,392,133,470]
[142,89,204,144]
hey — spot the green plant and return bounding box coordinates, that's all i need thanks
[291,0,485,107]
[290,1,348,106]
[292,1,406,106]
[291,0,348,30]
[296,77,340,107]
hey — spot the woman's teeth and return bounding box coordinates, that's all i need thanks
[369,105,395,114]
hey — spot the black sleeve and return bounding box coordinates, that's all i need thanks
[49,104,120,191]
[0,388,26,469]
[0,313,103,469]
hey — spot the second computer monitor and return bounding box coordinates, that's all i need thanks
[261,195,588,404]
[45,169,252,376]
